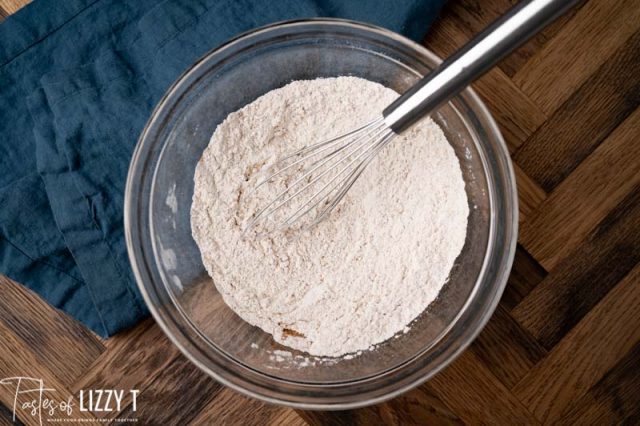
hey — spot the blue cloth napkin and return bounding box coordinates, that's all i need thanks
[0,0,445,337]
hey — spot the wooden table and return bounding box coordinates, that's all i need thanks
[1,0,639,424]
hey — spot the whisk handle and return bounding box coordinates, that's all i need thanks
[382,0,580,133]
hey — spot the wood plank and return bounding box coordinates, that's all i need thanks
[500,245,548,311]
[271,409,309,426]
[424,12,547,152]
[0,0,29,15]
[497,1,585,77]
[513,186,640,348]
[192,388,306,426]
[299,385,463,426]
[0,276,104,386]
[514,30,640,192]
[100,317,154,351]
[514,163,547,222]
[519,106,640,270]
[111,354,222,425]
[0,321,96,425]
[557,342,640,425]
[444,0,585,77]
[470,305,547,389]
[71,322,180,418]
[425,351,539,424]
[476,69,547,153]
[513,0,640,115]
[512,263,640,423]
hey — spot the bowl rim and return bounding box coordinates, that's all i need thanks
[125,17,518,409]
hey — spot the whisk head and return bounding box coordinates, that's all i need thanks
[242,116,395,235]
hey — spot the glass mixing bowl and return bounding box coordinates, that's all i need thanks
[125,19,517,409]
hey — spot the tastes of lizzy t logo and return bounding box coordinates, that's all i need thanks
[0,377,139,424]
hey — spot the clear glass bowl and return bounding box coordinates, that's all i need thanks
[125,19,517,409]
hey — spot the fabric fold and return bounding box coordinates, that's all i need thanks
[1,0,446,337]
[30,53,151,336]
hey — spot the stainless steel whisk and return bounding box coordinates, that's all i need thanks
[244,0,578,234]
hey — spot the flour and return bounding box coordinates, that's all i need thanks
[191,77,469,357]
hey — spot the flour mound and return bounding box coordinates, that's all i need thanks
[191,77,468,357]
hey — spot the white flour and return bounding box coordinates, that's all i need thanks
[191,77,468,357]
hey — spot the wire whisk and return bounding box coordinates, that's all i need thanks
[243,117,393,234]
[243,0,579,235]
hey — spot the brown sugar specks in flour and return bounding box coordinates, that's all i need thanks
[191,77,469,357]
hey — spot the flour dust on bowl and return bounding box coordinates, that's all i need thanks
[125,19,517,409]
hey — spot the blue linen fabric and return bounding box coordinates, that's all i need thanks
[0,0,446,337]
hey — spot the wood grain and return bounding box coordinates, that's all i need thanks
[112,354,223,425]
[499,245,547,311]
[1,0,640,424]
[423,7,547,152]
[0,277,104,385]
[299,385,463,426]
[192,389,305,426]
[519,106,640,269]
[557,342,640,425]
[425,351,539,424]
[443,0,585,77]
[513,186,640,348]
[469,305,546,389]
[512,264,640,423]
[514,30,640,192]
[71,320,179,396]
[0,0,29,15]
[513,0,640,115]
[0,321,97,425]
[514,163,547,222]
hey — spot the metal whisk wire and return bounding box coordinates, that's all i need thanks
[243,117,393,233]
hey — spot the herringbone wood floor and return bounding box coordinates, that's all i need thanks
[1,0,639,424]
